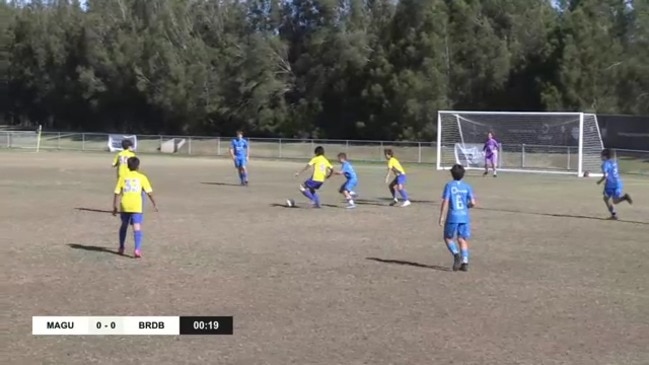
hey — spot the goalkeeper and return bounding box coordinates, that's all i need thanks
[483,132,499,177]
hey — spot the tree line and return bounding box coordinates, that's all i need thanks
[0,0,647,140]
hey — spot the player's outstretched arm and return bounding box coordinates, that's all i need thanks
[295,164,310,177]
[384,168,392,184]
[438,199,449,226]
[112,178,123,216]
[112,193,120,216]
[146,193,159,212]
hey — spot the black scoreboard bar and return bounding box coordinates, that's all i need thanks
[179,316,234,335]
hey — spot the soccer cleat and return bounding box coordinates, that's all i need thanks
[452,254,462,271]
[460,263,469,272]
[608,215,619,220]
[483,171,488,176]
[625,194,633,205]
[389,199,399,206]
[493,174,497,178]
[400,200,411,207]
[346,204,356,209]
[118,247,125,255]
[134,249,142,258]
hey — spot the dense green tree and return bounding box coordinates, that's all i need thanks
[0,3,16,124]
[1,0,646,139]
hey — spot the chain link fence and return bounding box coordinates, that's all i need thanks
[1,130,647,175]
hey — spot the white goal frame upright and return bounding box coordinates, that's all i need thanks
[436,111,604,177]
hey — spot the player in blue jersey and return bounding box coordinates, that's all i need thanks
[334,152,358,209]
[597,149,632,219]
[229,131,249,186]
[439,164,476,272]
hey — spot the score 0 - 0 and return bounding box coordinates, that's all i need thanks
[89,317,124,335]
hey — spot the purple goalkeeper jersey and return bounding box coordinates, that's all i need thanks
[483,138,499,157]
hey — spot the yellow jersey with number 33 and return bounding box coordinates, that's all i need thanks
[388,157,405,175]
[113,150,136,177]
[308,155,333,182]
[114,171,153,213]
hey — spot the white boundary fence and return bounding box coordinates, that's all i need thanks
[1,130,647,175]
[0,131,438,164]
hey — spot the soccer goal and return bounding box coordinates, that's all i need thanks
[0,125,43,151]
[436,111,604,177]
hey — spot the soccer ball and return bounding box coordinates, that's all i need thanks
[286,199,296,207]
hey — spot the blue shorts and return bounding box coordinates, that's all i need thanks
[604,187,623,199]
[120,213,143,225]
[303,179,323,191]
[391,174,407,186]
[444,222,471,239]
[339,179,358,193]
[234,157,247,168]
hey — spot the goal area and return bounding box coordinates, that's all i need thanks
[436,111,604,177]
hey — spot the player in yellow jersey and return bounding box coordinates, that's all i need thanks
[112,157,158,258]
[294,146,333,208]
[384,149,411,207]
[112,139,135,178]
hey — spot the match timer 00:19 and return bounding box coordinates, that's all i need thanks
[179,316,234,335]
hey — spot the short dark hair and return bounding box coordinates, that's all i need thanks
[337,152,347,159]
[450,164,465,180]
[127,156,140,171]
[121,139,133,149]
[314,146,325,156]
[601,148,611,159]
[384,148,394,157]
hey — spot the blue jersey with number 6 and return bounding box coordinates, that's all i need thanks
[442,180,474,224]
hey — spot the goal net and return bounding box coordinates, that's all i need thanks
[0,126,42,151]
[436,111,604,177]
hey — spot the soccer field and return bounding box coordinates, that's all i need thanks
[3,151,649,365]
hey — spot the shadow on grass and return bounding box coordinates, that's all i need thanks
[75,207,113,214]
[475,207,649,225]
[376,197,436,204]
[366,257,451,272]
[200,182,243,187]
[352,197,435,206]
[269,203,340,209]
[67,243,128,257]
[353,199,387,207]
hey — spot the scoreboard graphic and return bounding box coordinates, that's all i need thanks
[32,316,233,336]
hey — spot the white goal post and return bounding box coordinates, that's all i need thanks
[436,111,604,177]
